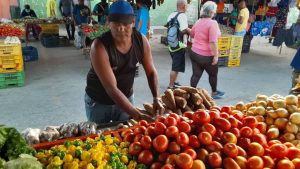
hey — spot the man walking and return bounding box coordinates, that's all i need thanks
[167,0,190,89]
[59,0,75,40]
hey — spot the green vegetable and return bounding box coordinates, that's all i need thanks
[0,127,8,151]
[3,156,42,169]
[57,152,65,160]
[74,149,82,159]
[63,141,71,148]
[0,157,6,169]
[137,164,147,169]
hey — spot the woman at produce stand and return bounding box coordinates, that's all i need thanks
[85,0,164,124]
[189,1,224,99]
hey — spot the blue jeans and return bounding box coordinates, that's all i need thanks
[234,30,247,36]
[84,93,133,124]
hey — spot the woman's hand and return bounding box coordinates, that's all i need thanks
[212,56,218,65]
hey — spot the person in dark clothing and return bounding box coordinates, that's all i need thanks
[85,0,164,124]
[290,48,300,94]
[59,0,75,40]
[20,4,40,40]
[92,0,109,25]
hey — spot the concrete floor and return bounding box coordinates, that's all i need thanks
[0,35,297,132]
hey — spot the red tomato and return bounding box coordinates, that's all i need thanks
[240,126,253,138]
[189,135,200,149]
[253,128,261,135]
[154,122,167,135]
[145,126,156,137]
[166,126,179,138]
[183,111,193,119]
[220,112,230,119]
[277,159,295,169]
[214,117,231,131]
[284,142,295,148]
[237,146,247,158]
[153,135,169,153]
[123,133,135,142]
[223,143,239,158]
[248,142,265,156]
[198,131,212,145]
[252,134,267,147]
[211,106,221,111]
[292,158,300,169]
[223,157,240,169]
[247,156,264,169]
[206,141,223,153]
[262,156,275,169]
[169,113,181,123]
[230,128,241,138]
[134,134,143,142]
[270,143,288,159]
[228,116,239,128]
[237,137,251,150]
[193,110,211,124]
[166,154,178,165]
[176,153,193,169]
[209,110,220,120]
[235,156,247,169]
[168,141,181,154]
[233,112,244,121]
[287,147,300,160]
[138,150,153,165]
[164,116,177,127]
[184,149,197,160]
[138,120,149,127]
[221,106,231,114]
[197,148,209,162]
[221,132,237,144]
[207,152,222,168]
[268,140,282,146]
[178,121,191,133]
[177,132,189,147]
[214,128,224,138]
[161,164,175,169]
[243,116,258,129]
[256,122,267,134]
[128,142,143,155]
[155,116,166,123]
[150,162,163,169]
[191,160,206,169]
[201,123,216,136]
[158,152,170,162]
[140,135,152,149]
[121,129,132,138]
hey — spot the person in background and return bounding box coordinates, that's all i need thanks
[227,4,238,29]
[21,4,40,40]
[291,48,300,94]
[59,0,75,40]
[73,0,90,48]
[135,0,150,37]
[47,0,57,17]
[167,0,190,89]
[234,0,249,36]
[85,0,164,123]
[189,1,225,99]
[93,0,109,25]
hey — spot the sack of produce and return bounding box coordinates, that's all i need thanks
[59,123,79,138]
[22,128,41,145]
[39,126,60,143]
[78,121,97,135]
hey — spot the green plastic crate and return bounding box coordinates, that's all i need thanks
[0,71,25,89]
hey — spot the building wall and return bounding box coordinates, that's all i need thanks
[0,0,18,19]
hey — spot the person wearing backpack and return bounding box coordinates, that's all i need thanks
[166,0,191,89]
[189,1,225,99]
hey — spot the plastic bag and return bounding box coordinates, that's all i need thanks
[78,122,97,136]
[39,126,60,143]
[74,26,83,49]
[22,128,41,145]
[59,123,79,138]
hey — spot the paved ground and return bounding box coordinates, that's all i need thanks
[0,35,296,132]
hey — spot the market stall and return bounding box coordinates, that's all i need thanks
[1,85,300,168]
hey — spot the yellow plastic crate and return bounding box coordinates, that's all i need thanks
[219,49,229,57]
[230,36,243,49]
[218,36,231,49]
[40,24,59,34]
[0,59,23,72]
[0,43,22,56]
[228,59,241,67]
[229,48,242,60]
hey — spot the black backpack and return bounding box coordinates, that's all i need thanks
[166,12,183,49]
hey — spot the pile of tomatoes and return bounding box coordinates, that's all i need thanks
[119,106,300,169]
[0,24,24,37]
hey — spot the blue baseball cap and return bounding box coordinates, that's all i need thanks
[108,0,135,24]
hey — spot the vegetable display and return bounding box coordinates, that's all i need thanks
[0,24,24,37]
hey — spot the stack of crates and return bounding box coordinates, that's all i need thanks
[40,24,60,48]
[228,36,243,67]
[40,24,59,35]
[217,36,231,67]
[0,41,24,88]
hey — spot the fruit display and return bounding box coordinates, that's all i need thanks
[81,25,110,40]
[219,24,234,35]
[0,24,25,37]
[142,87,216,115]
[12,17,72,25]
[35,135,144,169]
